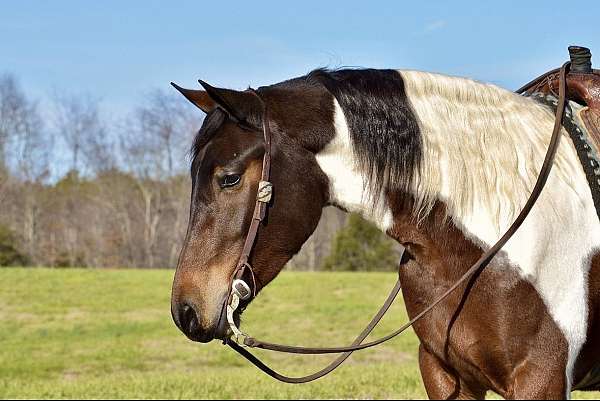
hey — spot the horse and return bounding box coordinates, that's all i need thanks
[169,61,600,399]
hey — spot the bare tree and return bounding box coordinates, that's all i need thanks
[52,93,108,174]
[0,74,50,265]
[120,89,195,178]
[0,78,358,270]
[117,90,196,267]
[0,74,24,169]
[0,74,30,201]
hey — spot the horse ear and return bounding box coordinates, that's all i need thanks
[197,80,263,125]
[170,82,216,114]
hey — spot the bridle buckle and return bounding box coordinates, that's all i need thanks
[232,279,252,301]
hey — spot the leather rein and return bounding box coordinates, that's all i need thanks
[220,62,572,383]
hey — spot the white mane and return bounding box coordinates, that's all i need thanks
[400,70,586,234]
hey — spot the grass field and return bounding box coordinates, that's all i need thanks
[0,268,597,399]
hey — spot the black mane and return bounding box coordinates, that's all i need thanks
[307,68,422,199]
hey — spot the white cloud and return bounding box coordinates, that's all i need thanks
[424,19,447,34]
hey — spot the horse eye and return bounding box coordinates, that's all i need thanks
[221,174,241,188]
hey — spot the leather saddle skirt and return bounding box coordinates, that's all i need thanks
[522,67,600,151]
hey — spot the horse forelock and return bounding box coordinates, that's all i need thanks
[190,108,226,167]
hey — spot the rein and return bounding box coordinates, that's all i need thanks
[221,63,572,383]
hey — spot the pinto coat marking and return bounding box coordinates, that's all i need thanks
[312,68,600,396]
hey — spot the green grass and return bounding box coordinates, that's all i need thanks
[0,268,597,399]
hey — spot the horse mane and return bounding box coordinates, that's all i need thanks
[191,69,585,234]
[309,68,584,231]
[399,70,584,229]
[307,68,422,207]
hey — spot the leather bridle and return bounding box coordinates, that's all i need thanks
[219,62,572,383]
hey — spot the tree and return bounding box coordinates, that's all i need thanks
[322,213,399,271]
[117,90,196,268]
[0,74,49,199]
[0,74,49,266]
[0,74,24,171]
[52,93,108,175]
[0,225,28,266]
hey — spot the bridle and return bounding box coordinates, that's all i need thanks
[219,62,572,383]
[222,90,273,342]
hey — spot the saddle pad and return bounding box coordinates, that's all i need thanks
[582,108,600,151]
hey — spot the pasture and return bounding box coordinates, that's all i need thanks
[0,268,597,399]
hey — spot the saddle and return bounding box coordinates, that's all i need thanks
[520,46,600,148]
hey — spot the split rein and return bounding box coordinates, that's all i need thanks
[219,63,572,383]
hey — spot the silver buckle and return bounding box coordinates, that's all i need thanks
[232,279,252,301]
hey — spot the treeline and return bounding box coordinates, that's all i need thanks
[1,170,189,268]
[0,72,195,268]
[0,73,400,270]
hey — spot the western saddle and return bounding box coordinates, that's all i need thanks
[520,46,600,147]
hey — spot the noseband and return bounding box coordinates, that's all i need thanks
[220,63,572,383]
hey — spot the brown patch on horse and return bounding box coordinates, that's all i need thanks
[386,195,569,398]
[419,344,487,399]
[573,252,600,391]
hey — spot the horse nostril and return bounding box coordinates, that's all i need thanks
[172,301,216,342]
[180,304,200,336]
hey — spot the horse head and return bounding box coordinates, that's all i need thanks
[170,78,333,342]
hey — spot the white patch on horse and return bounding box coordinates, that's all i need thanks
[400,69,600,394]
[315,99,393,232]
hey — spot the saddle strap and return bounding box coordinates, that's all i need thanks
[229,62,571,383]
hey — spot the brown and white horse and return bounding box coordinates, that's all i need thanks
[170,68,600,399]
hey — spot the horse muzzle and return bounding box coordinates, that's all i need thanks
[171,295,232,343]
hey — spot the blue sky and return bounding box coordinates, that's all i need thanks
[1,0,600,115]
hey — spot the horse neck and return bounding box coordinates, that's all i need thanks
[317,69,583,257]
[386,195,485,280]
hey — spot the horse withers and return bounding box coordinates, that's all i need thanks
[170,57,600,398]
